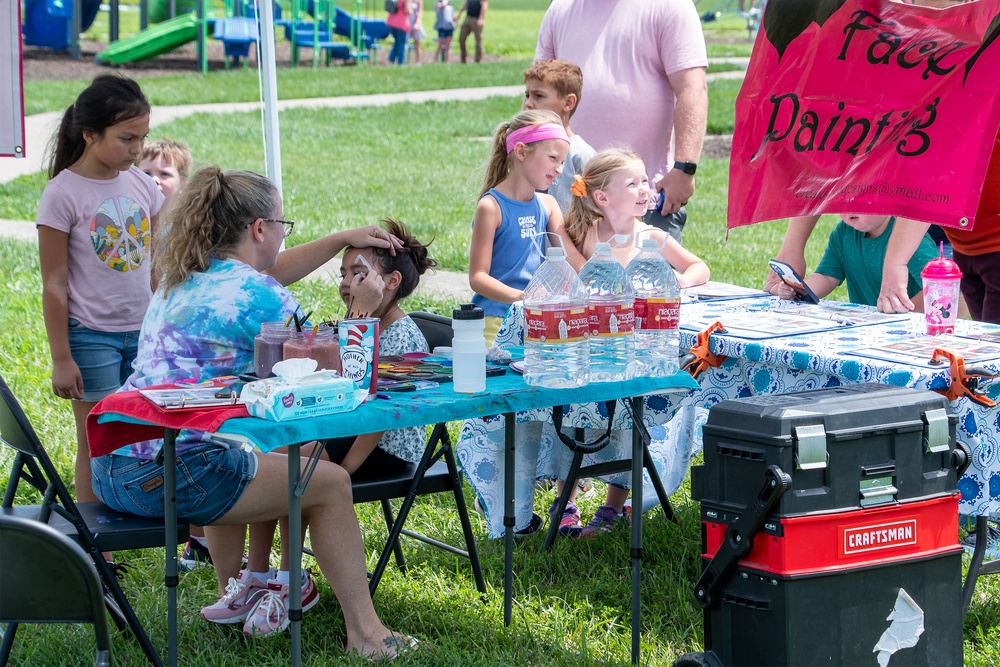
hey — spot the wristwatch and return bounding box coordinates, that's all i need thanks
[673,161,697,175]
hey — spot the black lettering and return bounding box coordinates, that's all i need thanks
[832,117,872,155]
[866,111,894,154]
[839,10,887,61]
[766,93,799,142]
[818,102,846,151]
[868,31,901,65]
[897,40,936,69]
[794,111,820,151]
[925,41,966,79]
[897,96,939,157]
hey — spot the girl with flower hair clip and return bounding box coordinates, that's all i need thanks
[565,148,709,288]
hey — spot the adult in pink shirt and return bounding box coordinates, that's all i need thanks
[536,0,708,242]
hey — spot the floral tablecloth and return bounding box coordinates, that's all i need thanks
[457,302,695,538]
[678,297,1000,518]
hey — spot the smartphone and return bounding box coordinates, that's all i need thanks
[768,259,820,304]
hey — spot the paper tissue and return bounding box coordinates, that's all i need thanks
[240,358,366,422]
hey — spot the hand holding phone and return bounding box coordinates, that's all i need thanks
[768,259,820,304]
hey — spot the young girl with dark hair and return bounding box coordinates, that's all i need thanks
[37,74,162,512]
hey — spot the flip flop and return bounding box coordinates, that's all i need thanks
[369,633,419,662]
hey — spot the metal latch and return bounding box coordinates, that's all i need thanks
[860,475,898,507]
[922,408,950,454]
[794,424,827,470]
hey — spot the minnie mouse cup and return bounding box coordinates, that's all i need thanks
[921,244,962,336]
[338,318,380,394]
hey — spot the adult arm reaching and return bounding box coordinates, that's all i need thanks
[654,66,708,215]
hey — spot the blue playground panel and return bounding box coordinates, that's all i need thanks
[23,0,102,50]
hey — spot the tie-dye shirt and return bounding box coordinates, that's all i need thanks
[115,257,299,458]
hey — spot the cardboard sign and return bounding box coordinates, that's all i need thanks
[729,0,1000,230]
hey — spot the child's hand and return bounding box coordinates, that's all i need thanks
[768,281,795,301]
[348,271,386,317]
[51,359,84,400]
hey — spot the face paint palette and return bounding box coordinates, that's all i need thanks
[377,352,506,385]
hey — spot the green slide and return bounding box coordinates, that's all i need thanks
[96,13,200,66]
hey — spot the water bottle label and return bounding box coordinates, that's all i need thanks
[525,307,589,343]
[634,297,680,330]
[588,303,635,337]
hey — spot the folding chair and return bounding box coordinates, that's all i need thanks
[354,312,486,596]
[0,514,113,667]
[0,374,189,667]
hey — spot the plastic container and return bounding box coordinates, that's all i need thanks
[254,321,292,377]
[921,243,963,336]
[452,303,486,393]
[283,323,341,372]
[625,238,680,377]
[522,246,590,388]
[579,242,634,382]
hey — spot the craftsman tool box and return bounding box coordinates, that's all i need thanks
[691,384,960,516]
[674,385,968,667]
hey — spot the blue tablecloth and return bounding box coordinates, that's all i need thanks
[676,297,1000,517]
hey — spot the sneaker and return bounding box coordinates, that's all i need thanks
[514,513,543,538]
[962,521,1000,561]
[243,571,319,638]
[200,569,272,624]
[549,500,583,538]
[579,505,630,539]
[179,538,213,572]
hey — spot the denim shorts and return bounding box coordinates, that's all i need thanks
[437,28,454,38]
[91,441,258,526]
[67,318,139,401]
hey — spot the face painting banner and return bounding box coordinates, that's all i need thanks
[728,0,1000,231]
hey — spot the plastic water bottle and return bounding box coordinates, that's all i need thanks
[452,304,486,393]
[522,245,590,388]
[579,242,634,382]
[626,238,680,377]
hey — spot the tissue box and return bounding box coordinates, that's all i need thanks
[241,374,363,422]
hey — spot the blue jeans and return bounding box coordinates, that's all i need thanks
[92,442,258,526]
[389,27,408,64]
[66,318,139,401]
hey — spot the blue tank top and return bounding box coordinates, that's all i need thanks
[472,188,548,318]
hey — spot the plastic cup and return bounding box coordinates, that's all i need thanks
[338,318,379,394]
[921,245,962,336]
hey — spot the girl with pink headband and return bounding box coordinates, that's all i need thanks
[469,109,586,344]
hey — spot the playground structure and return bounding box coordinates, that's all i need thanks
[22,1,391,70]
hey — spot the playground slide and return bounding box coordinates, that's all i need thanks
[23,0,102,51]
[96,13,200,66]
[333,7,390,42]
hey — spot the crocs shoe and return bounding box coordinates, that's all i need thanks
[549,500,583,538]
[200,569,272,624]
[243,570,319,638]
[579,505,630,539]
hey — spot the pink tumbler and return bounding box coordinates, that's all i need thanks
[920,244,962,336]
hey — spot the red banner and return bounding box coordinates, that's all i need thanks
[728,0,1000,231]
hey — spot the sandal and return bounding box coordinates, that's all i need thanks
[366,633,419,662]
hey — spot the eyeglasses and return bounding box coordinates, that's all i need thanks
[246,218,295,238]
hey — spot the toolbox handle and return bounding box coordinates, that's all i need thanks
[953,440,971,478]
[693,465,792,610]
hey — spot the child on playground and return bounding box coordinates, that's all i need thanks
[768,213,949,313]
[37,74,162,525]
[522,59,596,213]
[552,147,709,537]
[203,219,439,638]
[138,137,192,207]
[434,0,456,62]
[469,108,585,344]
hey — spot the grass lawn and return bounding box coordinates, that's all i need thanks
[3,2,999,665]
